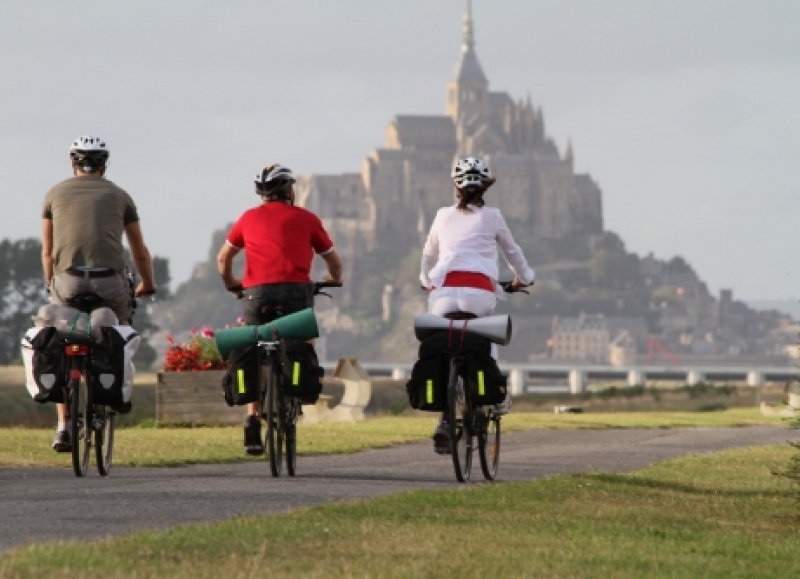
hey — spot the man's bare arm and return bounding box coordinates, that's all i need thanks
[41,218,54,287]
[124,221,156,295]
[321,249,343,283]
[216,242,242,291]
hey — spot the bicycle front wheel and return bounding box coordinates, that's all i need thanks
[69,376,91,477]
[95,407,115,477]
[265,362,283,477]
[447,359,472,483]
[478,413,501,480]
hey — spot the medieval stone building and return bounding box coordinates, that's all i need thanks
[295,3,604,282]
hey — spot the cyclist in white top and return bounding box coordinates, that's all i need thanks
[420,157,535,451]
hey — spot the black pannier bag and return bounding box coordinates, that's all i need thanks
[21,326,66,404]
[280,340,323,404]
[405,331,450,412]
[221,344,261,407]
[90,326,138,413]
[459,333,507,406]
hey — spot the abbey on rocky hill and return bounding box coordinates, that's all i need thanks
[295,3,604,277]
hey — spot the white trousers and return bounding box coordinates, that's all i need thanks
[428,287,498,358]
[428,286,496,317]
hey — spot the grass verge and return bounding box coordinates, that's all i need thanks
[0,445,798,578]
[0,408,787,468]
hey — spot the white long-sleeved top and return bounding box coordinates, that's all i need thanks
[420,204,535,297]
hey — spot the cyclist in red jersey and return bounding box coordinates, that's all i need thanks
[420,157,534,453]
[217,163,343,455]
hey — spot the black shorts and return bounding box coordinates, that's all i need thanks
[242,283,314,325]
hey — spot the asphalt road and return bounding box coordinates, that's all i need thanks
[0,426,795,553]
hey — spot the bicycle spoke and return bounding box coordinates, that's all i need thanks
[479,412,501,480]
[285,396,298,477]
[448,360,472,483]
[70,376,91,477]
[266,362,282,477]
[96,407,115,476]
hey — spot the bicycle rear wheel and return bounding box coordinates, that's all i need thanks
[70,376,91,477]
[478,412,501,480]
[283,395,298,477]
[447,359,472,482]
[265,362,283,477]
[95,407,115,476]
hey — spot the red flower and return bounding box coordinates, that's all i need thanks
[163,332,226,372]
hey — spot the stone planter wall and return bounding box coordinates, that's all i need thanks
[156,370,242,425]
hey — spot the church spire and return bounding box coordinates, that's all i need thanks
[463,0,475,52]
[447,0,489,120]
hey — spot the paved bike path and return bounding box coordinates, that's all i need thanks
[0,426,794,553]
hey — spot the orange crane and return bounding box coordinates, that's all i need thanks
[645,336,681,366]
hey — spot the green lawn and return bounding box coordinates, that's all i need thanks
[0,444,797,578]
[0,409,787,468]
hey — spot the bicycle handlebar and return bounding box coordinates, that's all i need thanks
[312,280,343,295]
[226,281,343,298]
[498,280,533,294]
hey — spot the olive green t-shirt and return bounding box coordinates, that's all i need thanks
[42,175,139,274]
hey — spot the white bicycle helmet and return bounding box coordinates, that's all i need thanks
[255,163,296,198]
[69,135,109,172]
[451,157,494,190]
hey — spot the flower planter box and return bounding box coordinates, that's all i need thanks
[156,370,243,425]
[156,358,374,425]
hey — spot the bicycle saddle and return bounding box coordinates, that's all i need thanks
[66,292,105,314]
[444,312,478,321]
[259,303,289,323]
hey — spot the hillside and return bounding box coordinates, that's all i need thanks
[153,224,790,366]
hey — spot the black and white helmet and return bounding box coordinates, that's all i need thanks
[451,157,494,190]
[69,135,109,172]
[255,163,296,198]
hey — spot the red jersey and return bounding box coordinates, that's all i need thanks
[226,202,334,287]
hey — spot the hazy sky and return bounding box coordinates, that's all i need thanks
[1,1,797,300]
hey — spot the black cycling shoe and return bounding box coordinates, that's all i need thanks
[52,430,71,453]
[432,421,451,455]
[244,416,264,456]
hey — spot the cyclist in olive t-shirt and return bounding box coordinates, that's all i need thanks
[41,135,157,453]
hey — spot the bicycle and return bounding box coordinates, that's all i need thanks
[60,293,115,477]
[61,274,152,477]
[421,280,528,483]
[248,281,341,477]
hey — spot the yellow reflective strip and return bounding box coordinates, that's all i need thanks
[293,361,301,386]
[478,371,485,396]
[237,368,246,394]
[426,380,433,404]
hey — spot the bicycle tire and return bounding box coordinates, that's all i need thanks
[284,395,298,477]
[265,361,283,477]
[95,407,115,476]
[70,375,90,477]
[447,358,472,482]
[478,413,501,480]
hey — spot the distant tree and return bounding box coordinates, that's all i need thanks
[593,231,626,253]
[665,256,695,275]
[0,238,48,364]
[589,248,642,290]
